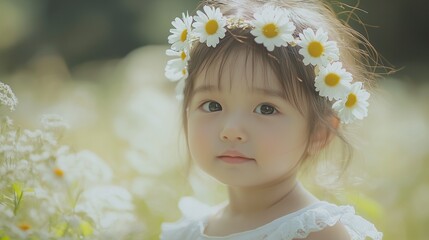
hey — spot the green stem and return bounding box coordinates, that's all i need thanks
[13,189,23,215]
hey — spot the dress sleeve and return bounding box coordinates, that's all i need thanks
[277,202,383,240]
[340,211,383,240]
[160,218,195,240]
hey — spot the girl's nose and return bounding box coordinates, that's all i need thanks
[219,118,248,143]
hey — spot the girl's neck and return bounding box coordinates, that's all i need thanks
[225,178,317,216]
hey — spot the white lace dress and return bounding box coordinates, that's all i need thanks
[160,197,383,240]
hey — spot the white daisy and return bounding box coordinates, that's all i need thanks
[166,48,190,62]
[332,82,370,124]
[168,12,193,51]
[192,5,227,47]
[165,59,188,82]
[314,62,352,101]
[250,5,296,51]
[298,28,339,66]
[165,48,189,82]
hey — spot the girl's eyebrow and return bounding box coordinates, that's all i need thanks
[193,85,285,99]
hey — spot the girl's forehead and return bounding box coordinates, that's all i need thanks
[194,49,282,92]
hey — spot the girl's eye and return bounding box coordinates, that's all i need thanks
[254,104,277,115]
[201,101,222,112]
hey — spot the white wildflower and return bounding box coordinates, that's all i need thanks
[0,81,18,111]
[56,150,113,187]
[76,186,135,229]
[41,114,70,132]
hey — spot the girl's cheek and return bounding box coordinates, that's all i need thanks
[188,116,212,145]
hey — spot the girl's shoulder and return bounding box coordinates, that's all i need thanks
[160,197,383,240]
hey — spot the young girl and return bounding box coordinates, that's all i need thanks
[162,0,382,239]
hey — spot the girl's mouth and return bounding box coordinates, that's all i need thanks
[218,156,254,164]
[217,150,255,164]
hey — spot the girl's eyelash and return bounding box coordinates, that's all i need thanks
[254,103,280,115]
[196,99,281,115]
[199,100,222,112]
[198,100,214,108]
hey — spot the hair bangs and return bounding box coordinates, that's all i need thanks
[186,29,313,116]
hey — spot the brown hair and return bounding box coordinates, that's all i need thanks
[180,0,378,171]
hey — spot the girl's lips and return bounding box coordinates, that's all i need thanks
[217,150,254,164]
[218,156,254,164]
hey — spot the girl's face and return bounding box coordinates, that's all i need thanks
[186,50,309,188]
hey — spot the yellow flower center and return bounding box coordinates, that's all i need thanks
[53,168,64,177]
[181,51,187,61]
[308,41,324,57]
[262,23,278,38]
[19,223,31,231]
[180,29,188,42]
[324,73,340,87]
[205,20,219,35]
[345,93,357,108]
[182,68,187,76]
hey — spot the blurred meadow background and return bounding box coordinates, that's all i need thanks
[0,0,428,239]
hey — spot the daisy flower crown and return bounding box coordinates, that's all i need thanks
[165,5,370,124]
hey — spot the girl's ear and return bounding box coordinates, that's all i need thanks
[308,116,339,155]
